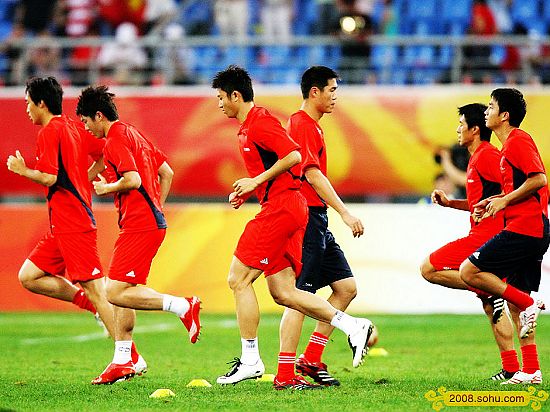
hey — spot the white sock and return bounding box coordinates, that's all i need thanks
[330,310,358,336]
[241,337,260,365]
[112,340,132,364]
[162,294,190,317]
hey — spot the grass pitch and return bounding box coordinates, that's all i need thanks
[0,312,548,412]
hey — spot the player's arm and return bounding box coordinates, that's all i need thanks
[157,161,174,207]
[88,156,105,181]
[233,150,301,197]
[431,189,469,210]
[93,170,141,195]
[304,166,364,237]
[484,172,547,218]
[7,150,56,186]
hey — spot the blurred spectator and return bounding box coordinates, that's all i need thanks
[181,0,214,36]
[378,0,398,35]
[500,22,528,84]
[143,0,177,34]
[487,0,512,34]
[98,0,145,34]
[58,0,97,37]
[154,22,196,85]
[434,143,468,199]
[1,23,25,85]
[25,35,66,83]
[260,0,292,41]
[214,0,249,38]
[97,22,148,85]
[332,0,376,83]
[418,172,458,204]
[314,0,338,34]
[462,0,497,83]
[13,0,58,35]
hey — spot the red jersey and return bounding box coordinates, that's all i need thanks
[103,121,168,232]
[238,106,301,204]
[500,128,549,237]
[466,141,503,234]
[35,114,104,234]
[287,110,327,208]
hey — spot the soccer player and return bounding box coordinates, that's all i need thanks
[276,66,365,387]
[460,88,549,385]
[6,76,122,356]
[76,85,201,385]
[212,65,374,390]
[421,103,519,381]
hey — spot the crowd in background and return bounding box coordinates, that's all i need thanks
[1,0,550,86]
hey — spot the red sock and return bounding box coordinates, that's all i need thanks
[500,350,519,373]
[276,352,296,382]
[521,344,540,374]
[502,285,533,311]
[131,341,139,364]
[303,332,328,363]
[72,290,96,314]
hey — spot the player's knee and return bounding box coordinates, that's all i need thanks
[459,260,476,284]
[271,288,293,307]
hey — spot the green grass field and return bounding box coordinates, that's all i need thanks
[0,312,548,412]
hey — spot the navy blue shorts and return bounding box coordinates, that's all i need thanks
[296,207,353,293]
[468,217,549,292]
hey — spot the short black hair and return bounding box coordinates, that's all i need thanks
[300,66,339,99]
[211,65,254,102]
[458,103,492,141]
[490,88,526,127]
[76,85,119,121]
[25,76,63,115]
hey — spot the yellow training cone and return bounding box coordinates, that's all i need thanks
[149,388,176,398]
[256,374,275,382]
[186,379,212,387]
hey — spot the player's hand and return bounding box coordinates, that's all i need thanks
[342,211,364,238]
[483,197,508,218]
[431,189,449,206]
[472,205,486,223]
[6,150,27,176]
[93,173,109,195]
[228,191,245,209]
[233,177,257,197]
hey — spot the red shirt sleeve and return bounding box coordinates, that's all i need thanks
[508,135,545,177]
[104,135,138,175]
[298,122,323,172]
[253,115,299,159]
[35,126,59,175]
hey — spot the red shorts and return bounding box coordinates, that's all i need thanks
[429,230,496,271]
[235,190,308,277]
[108,229,166,284]
[28,231,103,283]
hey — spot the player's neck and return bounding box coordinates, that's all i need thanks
[467,139,482,155]
[493,124,516,144]
[104,119,119,137]
[236,102,255,124]
[40,112,59,126]
[300,101,322,122]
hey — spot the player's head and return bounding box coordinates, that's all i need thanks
[457,103,491,143]
[25,76,63,117]
[488,88,526,128]
[301,66,338,99]
[212,65,254,119]
[212,65,254,102]
[76,85,119,137]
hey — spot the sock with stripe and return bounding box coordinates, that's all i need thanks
[502,285,533,311]
[521,344,540,374]
[131,341,139,364]
[276,352,296,382]
[241,337,260,365]
[500,350,520,374]
[303,332,328,363]
[72,289,96,314]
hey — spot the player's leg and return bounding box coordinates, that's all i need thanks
[421,261,469,290]
[217,256,265,384]
[19,259,80,300]
[107,230,201,343]
[266,267,374,368]
[80,278,115,338]
[481,298,519,380]
[501,303,542,385]
[92,306,136,385]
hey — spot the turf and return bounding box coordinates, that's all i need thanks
[0,312,548,412]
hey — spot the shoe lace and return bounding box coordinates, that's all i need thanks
[223,357,242,376]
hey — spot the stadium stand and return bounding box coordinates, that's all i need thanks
[0,0,549,85]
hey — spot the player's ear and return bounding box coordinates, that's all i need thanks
[232,91,240,102]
